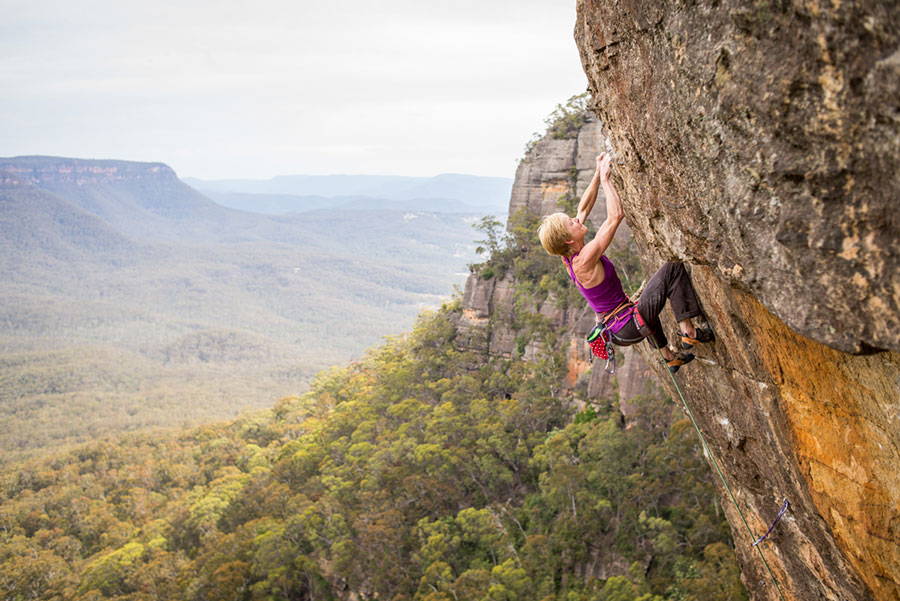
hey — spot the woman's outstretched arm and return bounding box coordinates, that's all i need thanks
[578,154,624,264]
[598,153,623,224]
[575,154,606,224]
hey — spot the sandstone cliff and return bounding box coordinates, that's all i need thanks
[574,2,899,600]
[0,155,176,187]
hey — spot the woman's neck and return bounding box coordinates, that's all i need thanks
[567,240,585,256]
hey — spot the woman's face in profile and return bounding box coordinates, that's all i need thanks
[565,216,586,242]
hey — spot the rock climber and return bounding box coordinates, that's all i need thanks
[537,153,714,372]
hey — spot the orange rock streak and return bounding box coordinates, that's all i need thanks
[740,294,899,601]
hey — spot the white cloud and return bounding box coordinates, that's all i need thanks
[0,0,588,178]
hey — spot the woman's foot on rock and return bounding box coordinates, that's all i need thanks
[678,327,715,350]
[666,352,695,373]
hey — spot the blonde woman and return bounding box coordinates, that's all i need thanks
[537,153,713,372]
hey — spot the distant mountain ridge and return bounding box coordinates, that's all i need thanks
[1,155,348,245]
[1,155,240,243]
[186,172,513,214]
[201,191,485,215]
[0,154,489,458]
[0,155,176,187]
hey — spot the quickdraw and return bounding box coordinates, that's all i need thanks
[753,499,791,546]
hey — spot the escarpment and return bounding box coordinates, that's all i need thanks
[0,155,238,225]
[575,2,899,601]
[0,156,177,187]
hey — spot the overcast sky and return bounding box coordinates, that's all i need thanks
[1,1,588,179]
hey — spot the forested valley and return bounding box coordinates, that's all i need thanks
[0,205,746,600]
[0,157,494,462]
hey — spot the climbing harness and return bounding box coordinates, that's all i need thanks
[587,300,651,374]
[653,349,789,601]
[753,499,791,547]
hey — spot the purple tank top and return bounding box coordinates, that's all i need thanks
[563,254,632,333]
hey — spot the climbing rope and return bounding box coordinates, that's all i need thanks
[653,348,789,601]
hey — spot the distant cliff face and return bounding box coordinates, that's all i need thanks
[457,115,658,416]
[508,116,608,219]
[0,156,236,241]
[0,155,178,187]
[575,2,898,600]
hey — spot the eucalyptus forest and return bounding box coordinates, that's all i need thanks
[0,208,746,600]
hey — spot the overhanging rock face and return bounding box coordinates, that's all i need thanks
[576,0,898,354]
[575,1,898,600]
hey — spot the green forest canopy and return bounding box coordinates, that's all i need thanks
[0,200,745,600]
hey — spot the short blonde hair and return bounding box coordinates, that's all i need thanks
[537,212,573,256]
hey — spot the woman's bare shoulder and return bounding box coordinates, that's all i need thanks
[573,253,605,286]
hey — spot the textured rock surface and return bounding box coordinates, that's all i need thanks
[576,0,898,354]
[575,2,899,600]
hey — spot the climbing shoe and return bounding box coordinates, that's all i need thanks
[666,352,695,373]
[678,327,715,350]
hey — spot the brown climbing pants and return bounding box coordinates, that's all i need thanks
[612,262,703,349]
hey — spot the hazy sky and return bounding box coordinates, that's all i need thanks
[1,1,588,179]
